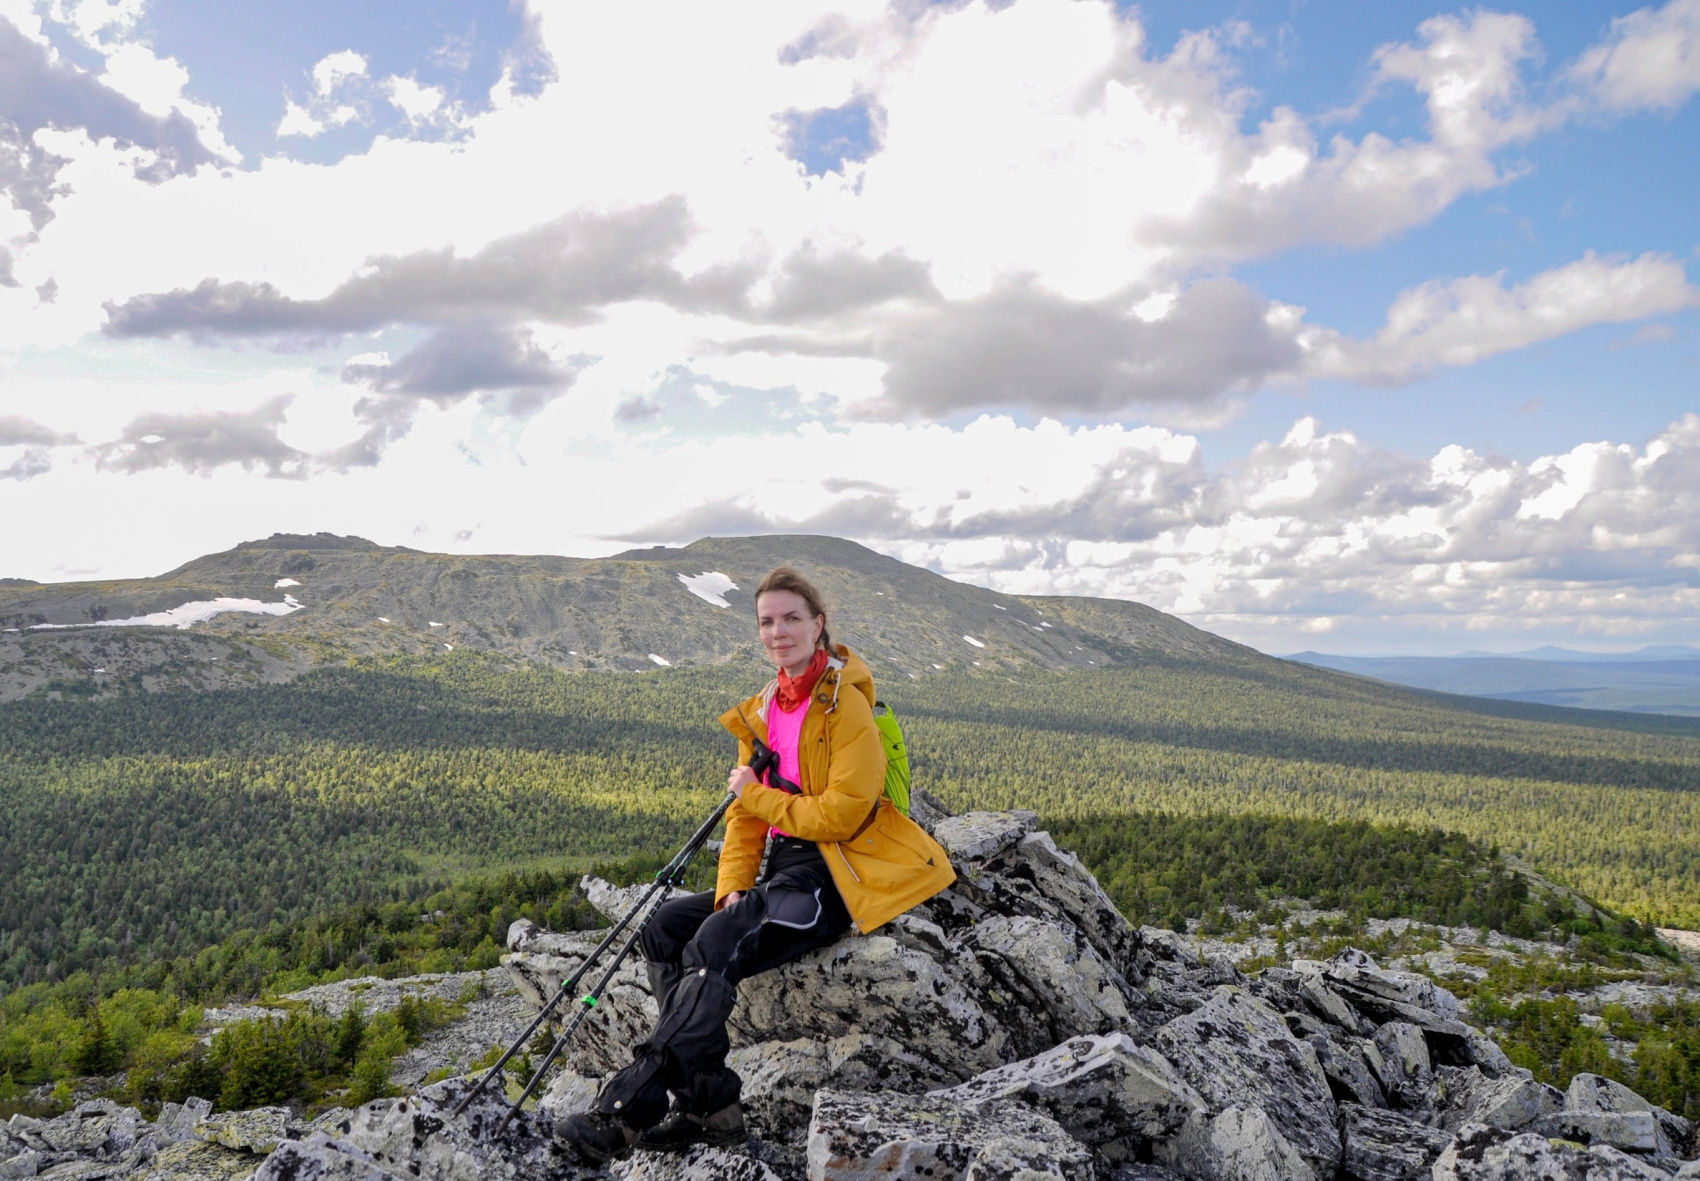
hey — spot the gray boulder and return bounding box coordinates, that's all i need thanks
[193,1106,301,1154]
[1432,1123,1673,1180]
[933,1031,1204,1163]
[1156,1104,1316,1181]
[1149,986,1340,1178]
[941,828,1154,993]
[1368,1021,1433,1112]
[1567,1073,1693,1159]
[153,1098,213,1146]
[257,1078,583,1181]
[956,913,1136,1057]
[931,811,1038,863]
[727,1032,963,1136]
[806,1088,1093,1181]
[134,1137,267,1179]
[1284,1011,1386,1108]
[1435,1067,1563,1134]
[1337,1102,1453,1181]
[730,934,1010,1081]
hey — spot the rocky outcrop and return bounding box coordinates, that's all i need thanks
[11,808,1696,1181]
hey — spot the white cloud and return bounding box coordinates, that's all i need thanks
[47,0,144,47]
[1570,0,1700,112]
[7,0,1692,425]
[99,41,239,161]
[385,75,447,123]
[1305,252,1699,383]
[312,50,369,97]
[276,98,324,139]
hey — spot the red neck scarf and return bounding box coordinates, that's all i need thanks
[774,648,829,712]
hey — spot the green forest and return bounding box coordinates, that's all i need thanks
[3,649,1699,1117]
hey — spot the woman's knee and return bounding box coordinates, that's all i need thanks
[642,892,715,962]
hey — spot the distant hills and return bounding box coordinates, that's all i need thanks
[1288,648,1700,717]
[0,532,1252,700]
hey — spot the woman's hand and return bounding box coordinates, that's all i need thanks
[721,891,743,909]
[727,765,758,799]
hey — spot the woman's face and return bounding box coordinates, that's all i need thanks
[757,589,824,677]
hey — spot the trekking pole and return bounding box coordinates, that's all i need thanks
[455,791,736,1125]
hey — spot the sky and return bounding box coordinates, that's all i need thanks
[0,0,1697,657]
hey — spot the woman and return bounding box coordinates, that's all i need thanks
[557,566,956,1162]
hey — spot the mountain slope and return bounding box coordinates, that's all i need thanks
[0,533,1253,699]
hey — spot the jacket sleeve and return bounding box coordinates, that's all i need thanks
[714,736,768,907]
[733,689,885,843]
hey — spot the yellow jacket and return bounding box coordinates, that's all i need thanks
[716,645,956,934]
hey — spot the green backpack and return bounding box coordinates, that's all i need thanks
[871,700,912,817]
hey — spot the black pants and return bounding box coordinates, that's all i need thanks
[594,837,851,1127]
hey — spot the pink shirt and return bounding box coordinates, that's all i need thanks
[764,695,808,838]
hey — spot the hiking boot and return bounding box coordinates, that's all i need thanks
[634,1102,746,1152]
[555,1109,638,1163]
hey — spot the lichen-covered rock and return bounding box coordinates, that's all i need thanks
[933,1031,1203,1163]
[609,1146,790,1180]
[194,1106,301,1154]
[958,914,1135,1056]
[579,876,654,924]
[537,1063,600,1123]
[1435,1067,1563,1133]
[36,1101,146,1156]
[1149,986,1339,1177]
[1432,1123,1672,1180]
[932,811,1038,863]
[732,934,1010,1082]
[1156,1104,1316,1181]
[153,1098,214,1146]
[726,1031,967,1137]
[1567,1072,1693,1159]
[249,1132,406,1181]
[1284,1011,1386,1108]
[1535,1110,1662,1155]
[132,1137,263,1180]
[256,1078,589,1181]
[1307,948,1470,1039]
[941,830,1152,994]
[1337,1102,1453,1181]
[1368,1021,1433,1112]
[805,1088,1092,1181]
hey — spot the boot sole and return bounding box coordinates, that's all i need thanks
[636,1129,748,1153]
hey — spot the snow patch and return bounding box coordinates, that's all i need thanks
[444,643,454,651]
[678,571,738,608]
[648,654,672,666]
[378,617,391,623]
[274,577,301,588]
[963,635,985,648]
[994,605,1006,610]
[429,621,443,628]
[30,597,306,631]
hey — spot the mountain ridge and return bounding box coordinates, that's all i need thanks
[1288,650,1700,717]
[0,533,1255,700]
